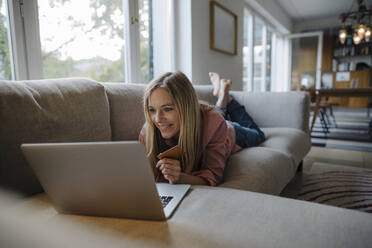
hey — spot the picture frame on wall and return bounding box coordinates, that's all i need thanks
[210,1,238,56]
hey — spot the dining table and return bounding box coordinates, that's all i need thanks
[309,88,372,133]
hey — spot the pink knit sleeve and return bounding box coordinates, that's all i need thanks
[191,110,233,186]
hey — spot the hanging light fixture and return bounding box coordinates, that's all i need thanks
[338,0,372,45]
[353,32,362,44]
[365,26,372,41]
[339,28,347,44]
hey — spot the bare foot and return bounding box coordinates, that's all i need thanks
[216,79,233,109]
[209,72,220,97]
[220,78,232,95]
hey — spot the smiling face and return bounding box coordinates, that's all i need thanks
[148,88,181,140]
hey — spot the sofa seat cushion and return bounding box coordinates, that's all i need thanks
[261,127,311,168]
[1,188,372,248]
[220,147,296,195]
[0,78,111,195]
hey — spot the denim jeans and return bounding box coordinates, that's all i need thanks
[216,99,265,148]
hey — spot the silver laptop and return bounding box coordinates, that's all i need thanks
[21,141,190,221]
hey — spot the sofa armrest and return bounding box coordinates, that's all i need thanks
[230,91,310,133]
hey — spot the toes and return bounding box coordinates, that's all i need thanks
[209,72,217,77]
[220,79,231,94]
[209,72,220,81]
[221,79,232,87]
[221,79,231,84]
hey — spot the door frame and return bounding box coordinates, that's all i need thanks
[286,31,323,90]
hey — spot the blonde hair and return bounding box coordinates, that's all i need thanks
[143,71,205,178]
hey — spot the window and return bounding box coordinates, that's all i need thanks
[139,0,153,83]
[242,6,276,92]
[5,0,153,83]
[253,18,263,92]
[242,7,251,91]
[266,30,272,91]
[38,0,126,82]
[0,0,13,80]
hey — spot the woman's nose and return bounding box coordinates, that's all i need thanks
[154,111,163,122]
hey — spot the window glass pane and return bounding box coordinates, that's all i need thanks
[265,30,272,91]
[253,18,263,91]
[253,63,261,77]
[38,0,125,82]
[0,0,12,80]
[253,78,261,91]
[139,0,153,83]
[242,8,250,91]
[254,19,263,46]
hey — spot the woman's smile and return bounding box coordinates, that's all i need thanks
[157,123,173,132]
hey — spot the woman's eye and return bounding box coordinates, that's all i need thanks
[164,107,173,112]
[148,108,155,113]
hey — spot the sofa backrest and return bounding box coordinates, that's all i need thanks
[102,83,218,141]
[0,77,308,196]
[230,91,310,133]
[0,78,217,196]
[0,78,112,195]
[103,83,146,141]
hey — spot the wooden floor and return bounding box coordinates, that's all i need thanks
[281,107,372,198]
[281,146,372,200]
[308,106,372,169]
[303,146,372,172]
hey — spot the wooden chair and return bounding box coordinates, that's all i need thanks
[305,89,338,133]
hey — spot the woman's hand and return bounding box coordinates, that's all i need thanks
[156,158,181,184]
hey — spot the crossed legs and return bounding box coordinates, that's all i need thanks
[209,72,265,148]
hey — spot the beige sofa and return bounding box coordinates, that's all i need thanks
[1,78,371,247]
[0,78,310,196]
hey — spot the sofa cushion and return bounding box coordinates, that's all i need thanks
[0,78,111,195]
[3,188,371,248]
[220,147,295,195]
[260,127,311,169]
[102,83,146,141]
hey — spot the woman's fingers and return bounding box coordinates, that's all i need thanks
[160,163,180,171]
[162,168,179,176]
[164,175,176,184]
[156,159,163,169]
[157,158,181,183]
[157,159,181,171]
[160,165,180,176]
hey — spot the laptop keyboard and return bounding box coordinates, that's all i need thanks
[160,196,173,208]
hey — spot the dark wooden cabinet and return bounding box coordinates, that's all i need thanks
[331,69,371,107]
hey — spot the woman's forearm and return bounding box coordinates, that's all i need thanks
[179,173,208,185]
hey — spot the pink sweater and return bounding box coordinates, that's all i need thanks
[138,105,241,186]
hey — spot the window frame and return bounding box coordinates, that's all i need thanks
[243,5,277,92]
[7,0,146,82]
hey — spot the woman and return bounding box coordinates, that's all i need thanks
[139,71,264,186]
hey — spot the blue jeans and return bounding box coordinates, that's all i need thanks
[216,99,265,148]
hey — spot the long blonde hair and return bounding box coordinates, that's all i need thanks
[143,71,204,176]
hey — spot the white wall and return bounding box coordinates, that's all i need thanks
[187,0,292,91]
[190,0,245,91]
[293,16,339,32]
[173,0,192,79]
[152,0,172,78]
[245,0,292,34]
